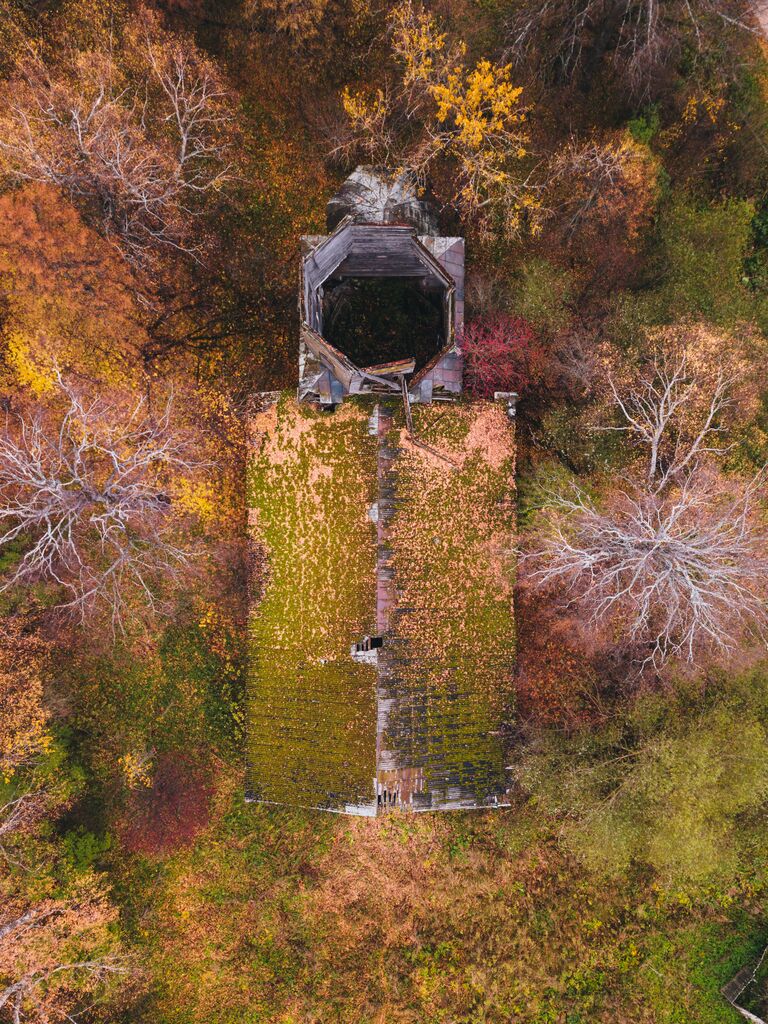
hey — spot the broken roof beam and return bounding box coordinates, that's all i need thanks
[301,322,358,390]
[361,358,416,377]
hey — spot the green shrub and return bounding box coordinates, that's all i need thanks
[517,457,579,531]
[536,404,636,478]
[627,107,661,146]
[721,374,768,476]
[62,825,112,872]
[518,666,768,883]
[631,196,755,328]
[510,258,574,332]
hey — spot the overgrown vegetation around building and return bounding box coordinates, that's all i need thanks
[0,0,768,1021]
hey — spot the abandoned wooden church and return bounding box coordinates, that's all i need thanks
[246,168,517,815]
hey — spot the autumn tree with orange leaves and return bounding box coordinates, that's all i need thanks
[0,183,146,391]
[0,880,124,1024]
[0,615,49,782]
[0,6,233,268]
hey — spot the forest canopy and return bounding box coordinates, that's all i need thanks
[0,0,767,1022]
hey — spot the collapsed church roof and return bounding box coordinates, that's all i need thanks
[244,167,515,815]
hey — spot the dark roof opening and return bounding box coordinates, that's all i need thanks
[322,276,445,372]
[353,635,384,653]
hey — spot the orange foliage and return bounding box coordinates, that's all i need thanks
[0,876,122,1022]
[514,578,604,727]
[0,183,144,389]
[0,616,50,780]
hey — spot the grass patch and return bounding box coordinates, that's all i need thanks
[118,784,764,1024]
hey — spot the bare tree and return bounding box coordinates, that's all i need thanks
[144,37,232,185]
[0,890,126,1023]
[505,0,755,97]
[0,25,232,265]
[0,372,205,629]
[604,352,735,485]
[549,140,630,237]
[245,0,331,41]
[547,134,656,248]
[526,353,768,666]
[0,792,45,867]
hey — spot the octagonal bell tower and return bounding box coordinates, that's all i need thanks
[299,167,465,407]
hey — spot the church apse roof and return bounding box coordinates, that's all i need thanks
[298,166,465,408]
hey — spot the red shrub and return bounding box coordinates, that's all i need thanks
[460,315,548,399]
[118,753,213,858]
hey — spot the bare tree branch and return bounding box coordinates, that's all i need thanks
[600,352,735,485]
[526,352,768,667]
[0,29,232,265]
[505,0,755,97]
[0,371,209,630]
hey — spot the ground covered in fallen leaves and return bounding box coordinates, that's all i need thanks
[116,769,765,1024]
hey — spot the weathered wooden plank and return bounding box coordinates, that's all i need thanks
[300,323,359,390]
[362,358,416,376]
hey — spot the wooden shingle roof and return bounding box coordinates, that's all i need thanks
[246,395,517,814]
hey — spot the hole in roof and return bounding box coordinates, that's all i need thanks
[322,276,445,372]
[352,635,384,653]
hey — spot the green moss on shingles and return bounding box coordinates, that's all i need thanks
[246,396,379,810]
[246,396,517,811]
[383,402,517,801]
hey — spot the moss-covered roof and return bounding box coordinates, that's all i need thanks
[246,396,378,812]
[246,394,516,814]
[380,403,517,808]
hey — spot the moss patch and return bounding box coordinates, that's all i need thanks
[383,401,517,803]
[246,397,379,810]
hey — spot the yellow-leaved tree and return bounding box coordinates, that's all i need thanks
[341,1,539,235]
